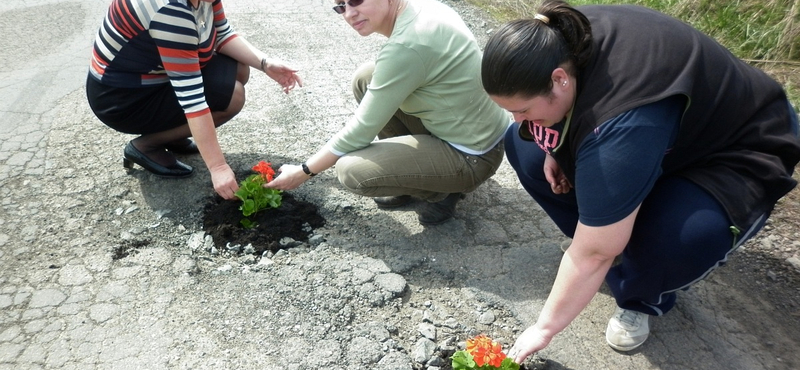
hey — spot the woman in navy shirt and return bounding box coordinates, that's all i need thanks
[482,0,800,361]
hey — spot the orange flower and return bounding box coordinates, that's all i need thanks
[252,161,275,182]
[466,334,507,368]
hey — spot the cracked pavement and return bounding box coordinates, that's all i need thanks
[1,1,798,369]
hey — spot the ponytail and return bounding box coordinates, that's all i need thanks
[482,0,592,97]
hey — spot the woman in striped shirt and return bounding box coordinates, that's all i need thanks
[86,0,302,199]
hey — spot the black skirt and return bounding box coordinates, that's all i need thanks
[86,53,238,135]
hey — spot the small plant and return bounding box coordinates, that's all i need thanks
[452,334,520,370]
[234,161,282,228]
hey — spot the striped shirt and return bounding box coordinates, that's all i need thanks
[88,0,238,118]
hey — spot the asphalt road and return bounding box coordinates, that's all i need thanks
[0,1,798,369]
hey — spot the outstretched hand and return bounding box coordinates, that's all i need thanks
[262,60,303,94]
[506,325,553,364]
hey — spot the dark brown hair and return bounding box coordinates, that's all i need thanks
[481,0,592,98]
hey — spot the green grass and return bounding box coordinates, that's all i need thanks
[469,0,799,61]
[468,0,800,105]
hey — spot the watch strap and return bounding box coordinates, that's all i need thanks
[301,163,316,177]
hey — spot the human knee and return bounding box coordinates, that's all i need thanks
[335,155,363,192]
[351,61,375,103]
[335,155,386,197]
[503,124,525,167]
[237,62,250,85]
[229,82,246,112]
[213,82,245,127]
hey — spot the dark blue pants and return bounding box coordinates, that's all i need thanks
[504,125,766,316]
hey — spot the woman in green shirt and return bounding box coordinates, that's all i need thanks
[267,0,510,226]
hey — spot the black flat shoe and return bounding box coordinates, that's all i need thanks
[374,195,414,209]
[164,138,200,154]
[417,193,465,226]
[123,141,193,178]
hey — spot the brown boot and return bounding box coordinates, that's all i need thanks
[417,193,465,226]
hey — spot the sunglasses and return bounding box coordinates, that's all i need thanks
[332,0,364,14]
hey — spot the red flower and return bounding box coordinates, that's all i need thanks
[252,161,275,182]
[466,334,507,368]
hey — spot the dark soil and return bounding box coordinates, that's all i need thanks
[112,239,149,260]
[202,192,325,255]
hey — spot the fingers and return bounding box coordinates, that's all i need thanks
[217,180,238,200]
[281,74,302,94]
[549,180,564,194]
[506,346,527,364]
[267,178,298,191]
[509,325,552,364]
[515,348,534,364]
[553,178,571,194]
[549,176,572,194]
[506,347,519,363]
[549,181,560,194]
[264,165,304,190]
[211,167,238,200]
[264,173,288,190]
[262,64,303,93]
[216,185,237,200]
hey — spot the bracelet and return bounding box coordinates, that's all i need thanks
[260,57,267,72]
[301,163,316,177]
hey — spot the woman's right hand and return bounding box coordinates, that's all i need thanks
[265,164,310,191]
[507,324,553,364]
[543,154,572,194]
[210,163,239,200]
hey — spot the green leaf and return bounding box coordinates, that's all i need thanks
[500,357,520,370]
[241,199,256,217]
[240,218,256,229]
[234,188,248,202]
[451,351,476,370]
[243,181,259,193]
[236,171,283,219]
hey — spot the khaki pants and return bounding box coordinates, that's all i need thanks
[335,62,504,202]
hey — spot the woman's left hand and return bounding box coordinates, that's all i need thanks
[543,153,572,194]
[265,164,309,190]
[262,59,303,93]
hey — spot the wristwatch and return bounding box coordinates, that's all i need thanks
[301,163,316,177]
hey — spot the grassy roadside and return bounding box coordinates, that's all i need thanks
[467,0,800,106]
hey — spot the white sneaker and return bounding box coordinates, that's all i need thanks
[605,307,650,351]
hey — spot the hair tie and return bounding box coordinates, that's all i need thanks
[534,13,550,24]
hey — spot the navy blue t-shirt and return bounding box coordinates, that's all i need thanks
[524,95,685,226]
